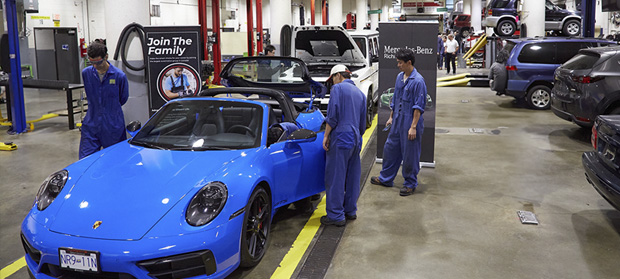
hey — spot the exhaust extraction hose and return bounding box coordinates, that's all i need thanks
[113,23,148,81]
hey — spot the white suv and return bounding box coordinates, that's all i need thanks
[287,26,379,127]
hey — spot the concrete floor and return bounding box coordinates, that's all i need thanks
[2,79,620,279]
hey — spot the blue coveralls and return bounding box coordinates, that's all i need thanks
[377,69,427,189]
[324,79,367,221]
[79,63,129,159]
[164,74,190,92]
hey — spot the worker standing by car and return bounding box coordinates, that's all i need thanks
[79,41,129,159]
[371,49,427,196]
[321,64,367,227]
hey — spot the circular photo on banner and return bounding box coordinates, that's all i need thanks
[157,63,201,101]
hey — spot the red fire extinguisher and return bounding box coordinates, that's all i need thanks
[80,38,87,57]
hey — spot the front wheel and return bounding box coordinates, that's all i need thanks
[526,85,552,110]
[366,90,375,129]
[240,187,272,267]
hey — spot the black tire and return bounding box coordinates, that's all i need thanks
[497,20,516,36]
[563,19,581,36]
[526,85,552,110]
[240,187,271,268]
[461,27,470,37]
[366,90,374,129]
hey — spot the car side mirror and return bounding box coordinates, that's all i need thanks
[126,120,141,137]
[286,129,317,143]
[351,73,359,78]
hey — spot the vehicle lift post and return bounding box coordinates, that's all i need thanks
[3,0,27,134]
[582,0,596,38]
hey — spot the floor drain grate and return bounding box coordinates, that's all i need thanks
[468,128,484,134]
[517,210,539,225]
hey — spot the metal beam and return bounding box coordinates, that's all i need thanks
[4,0,27,134]
[212,0,222,84]
[246,0,254,56]
[256,0,263,54]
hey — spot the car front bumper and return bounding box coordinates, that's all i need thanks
[21,214,244,279]
[583,151,620,211]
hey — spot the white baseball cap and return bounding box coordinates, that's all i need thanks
[327,64,349,82]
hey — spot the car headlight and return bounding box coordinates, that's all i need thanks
[186,182,228,226]
[36,170,68,211]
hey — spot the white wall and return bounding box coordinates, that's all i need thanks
[152,0,200,26]
[24,0,100,47]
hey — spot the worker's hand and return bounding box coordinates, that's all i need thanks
[386,117,393,127]
[323,136,330,151]
[408,127,417,141]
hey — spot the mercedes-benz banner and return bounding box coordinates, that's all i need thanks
[377,22,437,167]
[145,26,202,116]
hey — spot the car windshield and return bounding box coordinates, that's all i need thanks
[130,100,263,150]
[561,53,601,70]
[227,58,307,84]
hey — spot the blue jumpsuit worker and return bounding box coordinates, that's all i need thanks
[321,64,367,227]
[371,48,427,196]
[164,67,191,99]
[79,42,129,159]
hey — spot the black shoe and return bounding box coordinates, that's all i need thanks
[399,187,415,196]
[320,216,346,227]
[345,214,357,220]
[370,176,392,187]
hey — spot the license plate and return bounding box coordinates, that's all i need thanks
[59,248,100,272]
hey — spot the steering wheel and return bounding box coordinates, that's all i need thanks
[226,125,256,137]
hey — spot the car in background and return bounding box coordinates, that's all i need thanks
[551,47,620,128]
[484,0,581,37]
[583,115,620,210]
[286,25,378,127]
[453,14,472,37]
[349,29,379,127]
[491,37,616,110]
[21,57,327,279]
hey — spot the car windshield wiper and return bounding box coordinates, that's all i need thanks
[130,140,167,150]
[168,146,234,151]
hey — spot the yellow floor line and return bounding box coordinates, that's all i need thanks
[0,257,25,279]
[271,114,378,279]
[1,115,380,279]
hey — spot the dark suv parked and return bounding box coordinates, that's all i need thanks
[492,37,616,110]
[551,47,620,127]
[484,0,581,37]
[583,115,620,210]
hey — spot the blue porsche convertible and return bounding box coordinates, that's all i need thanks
[21,58,327,278]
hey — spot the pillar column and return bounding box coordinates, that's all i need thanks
[380,0,389,22]
[471,0,481,33]
[521,0,545,37]
[370,0,380,30]
[356,0,367,30]
[463,0,471,14]
[329,0,343,27]
[270,0,291,54]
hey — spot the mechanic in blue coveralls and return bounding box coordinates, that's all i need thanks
[321,64,367,227]
[79,42,129,159]
[164,67,192,99]
[371,48,427,196]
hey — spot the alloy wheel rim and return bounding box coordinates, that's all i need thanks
[532,89,550,108]
[246,195,269,258]
[501,24,513,35]
[567,23,579,35]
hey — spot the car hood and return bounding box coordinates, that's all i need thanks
[49,143,247,240]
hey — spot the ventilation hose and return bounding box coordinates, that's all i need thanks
[113,23,148,80]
